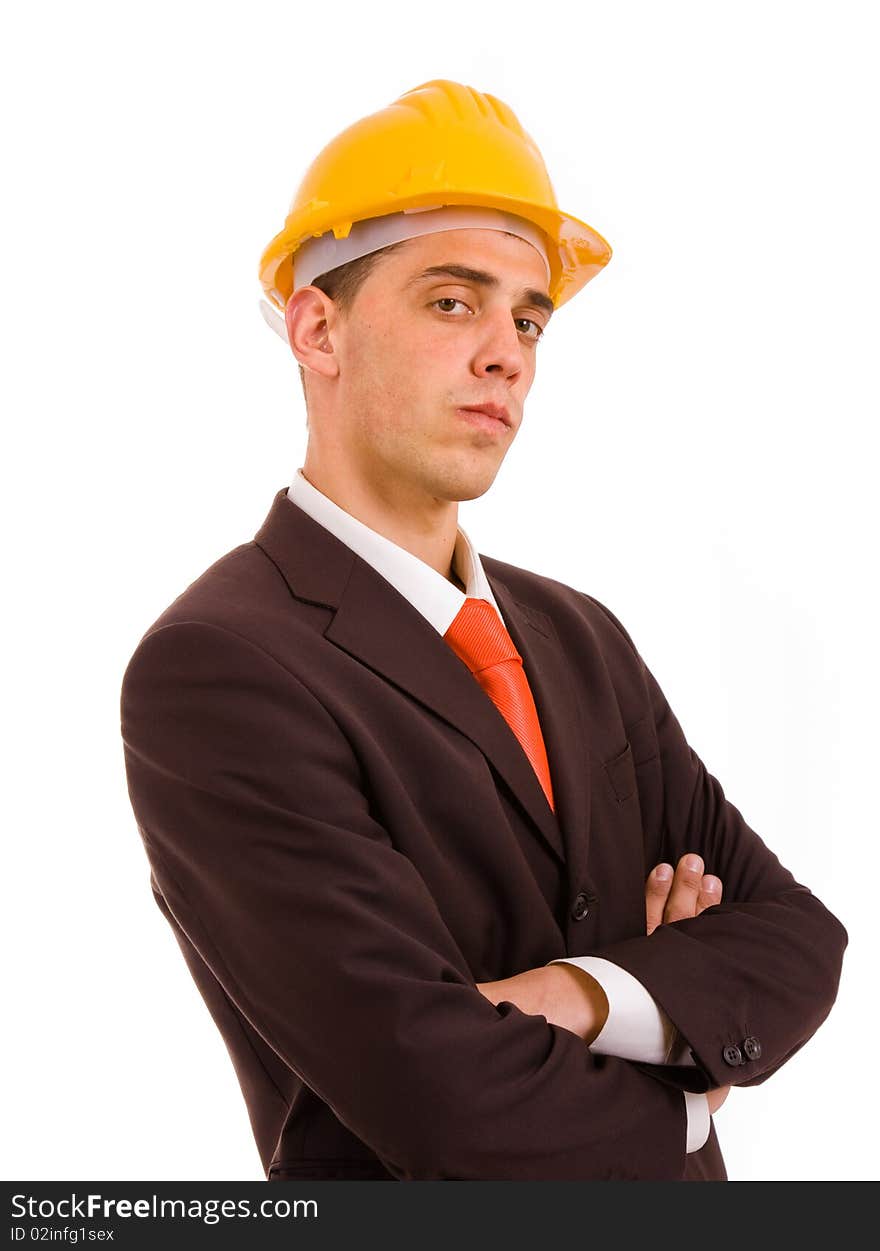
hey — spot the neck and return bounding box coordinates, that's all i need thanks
[300,459,461,583]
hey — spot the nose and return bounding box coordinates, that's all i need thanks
[470,308,528,381]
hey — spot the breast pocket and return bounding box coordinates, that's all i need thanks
[603,739,638,804]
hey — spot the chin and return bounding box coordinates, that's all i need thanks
[455,482,495,503]
[440,467,500,503]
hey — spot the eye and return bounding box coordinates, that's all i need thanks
[514,317,544,342]
[432,299,544,342]
[432,297,471,315]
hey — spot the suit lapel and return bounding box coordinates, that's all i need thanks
[255,488,587,869]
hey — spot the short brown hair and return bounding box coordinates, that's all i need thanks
[295,240,409,397]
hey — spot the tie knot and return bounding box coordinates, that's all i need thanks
[444,597,521,673]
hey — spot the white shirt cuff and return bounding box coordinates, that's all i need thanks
[547,955,696,1066]
[684,1091,711,1152]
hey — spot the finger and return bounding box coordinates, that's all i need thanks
[696,874,723,914]
[645,863,674,935]
[662,853,705,923]
[706,1084,731,1116]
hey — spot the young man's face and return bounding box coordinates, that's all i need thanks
[322,227,553,507]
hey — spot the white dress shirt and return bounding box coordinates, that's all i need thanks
[286,467,710,1154]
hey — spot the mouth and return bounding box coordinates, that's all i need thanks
[456,404,511,434]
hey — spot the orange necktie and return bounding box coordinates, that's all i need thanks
[444,597,555,812]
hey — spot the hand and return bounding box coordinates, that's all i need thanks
[475,967,549,1018]
[645,854,730,1116]
[645,853,723,936]
[475,964,608,1045]
[706,1085,730,1115]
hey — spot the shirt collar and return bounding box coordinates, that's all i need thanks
[286,468,503,635]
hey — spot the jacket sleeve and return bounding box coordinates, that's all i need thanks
[581,597,848,1094]
[121,619,693,1180]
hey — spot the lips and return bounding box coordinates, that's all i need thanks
[459,403,510,426]
[456,406,511,437]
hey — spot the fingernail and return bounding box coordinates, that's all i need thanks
[686,855,701,872]
[655,865,673,881]
[705,877,720,893]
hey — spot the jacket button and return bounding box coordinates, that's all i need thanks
[743,1035,762,1060]
[723,1044,744,1067]
[571,893,590,921]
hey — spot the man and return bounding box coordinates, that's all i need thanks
[120,80,846,1181]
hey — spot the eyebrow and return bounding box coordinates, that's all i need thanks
[403,264,554,319]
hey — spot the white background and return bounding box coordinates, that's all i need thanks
[2,0,876,1182]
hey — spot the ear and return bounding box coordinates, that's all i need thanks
[284,288,340,381]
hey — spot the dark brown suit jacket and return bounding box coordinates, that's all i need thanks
[119,486,847,1180]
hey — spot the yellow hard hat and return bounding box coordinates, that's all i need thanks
[258,79,612,317]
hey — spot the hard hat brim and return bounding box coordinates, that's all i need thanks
[259,189,611,316]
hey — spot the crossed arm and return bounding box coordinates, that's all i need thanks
[475,853,732,1117]
[123,619,845,1176]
